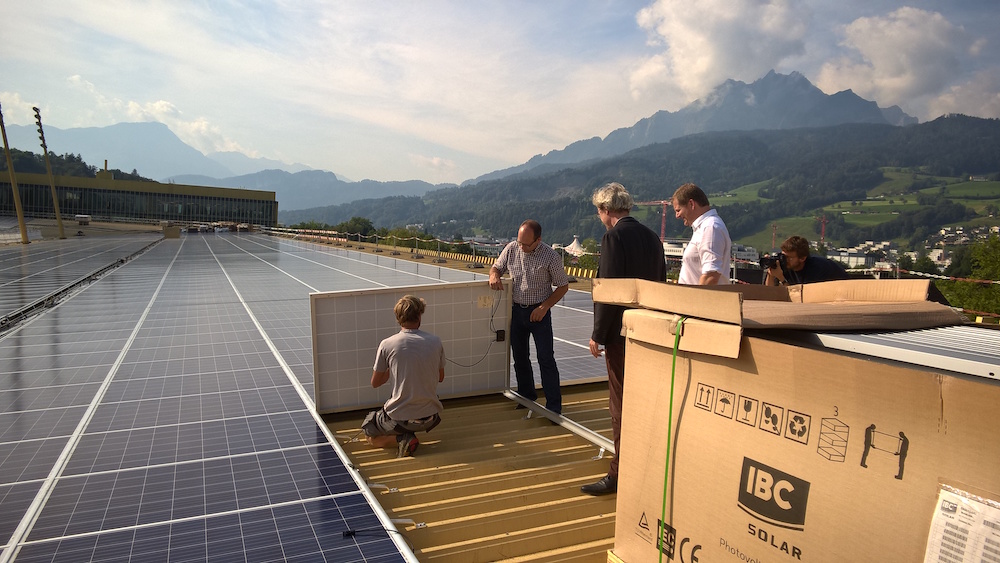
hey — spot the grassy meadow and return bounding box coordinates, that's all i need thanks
[729,169,1000,251]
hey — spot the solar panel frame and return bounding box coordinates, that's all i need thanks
[0,232,602,562]
[0,236,422,562]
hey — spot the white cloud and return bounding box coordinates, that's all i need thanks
[969,38,987,57]
[816,8,965,111]
[409,154,458,175]
[630,0,810,105]
[0,92,37,124]
[5,1,998,183]
[65,75,252,155]
[926,69,1000,119]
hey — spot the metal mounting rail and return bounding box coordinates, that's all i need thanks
[504,389,616,454]
[0,238,162,336]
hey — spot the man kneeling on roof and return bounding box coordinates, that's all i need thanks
[361,295,445,458]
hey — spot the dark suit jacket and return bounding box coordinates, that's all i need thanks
[592,216,667,345]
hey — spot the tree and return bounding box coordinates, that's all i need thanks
[972,235,1000,280]
[336,216,375,236]
[912,252,940,275]
[290,220,331,230]
[897,254,914,271]
[574,238,599,271]
[935,236,1000,315]
[944,246,974,278]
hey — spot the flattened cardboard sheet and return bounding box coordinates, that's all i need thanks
[742,300,967,330]
[595,277,966,335]
[789,278,933,303]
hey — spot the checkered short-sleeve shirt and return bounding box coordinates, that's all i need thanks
[493,240,569,305]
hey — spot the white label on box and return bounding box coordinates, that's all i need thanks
[923,487,1000,562]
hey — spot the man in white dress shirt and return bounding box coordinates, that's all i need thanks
[672,183,732,285]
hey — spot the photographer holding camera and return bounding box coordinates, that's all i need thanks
[764,235,848,286]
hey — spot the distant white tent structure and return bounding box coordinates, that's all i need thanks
[564,235,585,257]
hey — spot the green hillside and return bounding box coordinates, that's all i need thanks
[735,169,1000,251]
[282,114,1000,253]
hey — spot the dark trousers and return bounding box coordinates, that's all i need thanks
[605,338,626,481]
[510,304,561,413]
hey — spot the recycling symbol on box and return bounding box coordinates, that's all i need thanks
[784,410,811,445]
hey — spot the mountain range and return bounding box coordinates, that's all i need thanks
[280,114,999,249]
[5,71,917,212]
[5,122,316,180]
[5,122,433,210]
[169,170,439,211]
[470,71,916,184]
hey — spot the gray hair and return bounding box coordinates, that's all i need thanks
[591,182,633,213]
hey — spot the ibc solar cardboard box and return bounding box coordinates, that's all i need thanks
[593,278,1000,563]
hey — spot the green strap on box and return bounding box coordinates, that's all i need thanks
[659,316,686,563]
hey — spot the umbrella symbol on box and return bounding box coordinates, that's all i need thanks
[714,390,736,419]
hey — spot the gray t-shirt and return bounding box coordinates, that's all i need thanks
[373,328,445,420]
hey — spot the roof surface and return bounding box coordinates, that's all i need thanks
[0,231,606,562]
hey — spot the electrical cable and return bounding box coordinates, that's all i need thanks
[445,287,504,368]
[342,526,415,551]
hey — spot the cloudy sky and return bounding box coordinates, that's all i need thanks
[2,0,998,184]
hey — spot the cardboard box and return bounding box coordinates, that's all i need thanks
[593,278,965,331]
[597,280,998,563]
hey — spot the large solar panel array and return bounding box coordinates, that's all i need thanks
[0,233,601,562]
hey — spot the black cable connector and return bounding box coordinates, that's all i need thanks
[343,526,394,539]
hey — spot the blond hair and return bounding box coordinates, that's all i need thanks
[394,295,426,325]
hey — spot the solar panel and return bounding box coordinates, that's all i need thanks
[0,233,599,562]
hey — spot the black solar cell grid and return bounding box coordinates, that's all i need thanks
[0,233,599,562]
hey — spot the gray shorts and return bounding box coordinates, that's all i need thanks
[361,408,441,437]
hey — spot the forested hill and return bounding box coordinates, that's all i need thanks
[284,113,998,244]
[0,149,154,182]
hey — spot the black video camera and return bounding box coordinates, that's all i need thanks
[760,253,786,269]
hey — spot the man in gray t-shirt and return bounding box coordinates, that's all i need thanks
[362,295,445,458]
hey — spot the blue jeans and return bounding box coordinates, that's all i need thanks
[510,303,561,413]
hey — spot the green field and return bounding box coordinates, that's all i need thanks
[728,171,1000,250]
[716,181,774,205]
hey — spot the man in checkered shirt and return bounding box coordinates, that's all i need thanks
[489,219,570,414]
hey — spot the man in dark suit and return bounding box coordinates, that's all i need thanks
[582,182,667,496]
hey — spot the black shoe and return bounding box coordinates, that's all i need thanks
[514,403,526,410]
[581,475,617,496]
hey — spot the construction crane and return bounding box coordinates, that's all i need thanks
[635,200,671,241]
[815,214,829,247]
